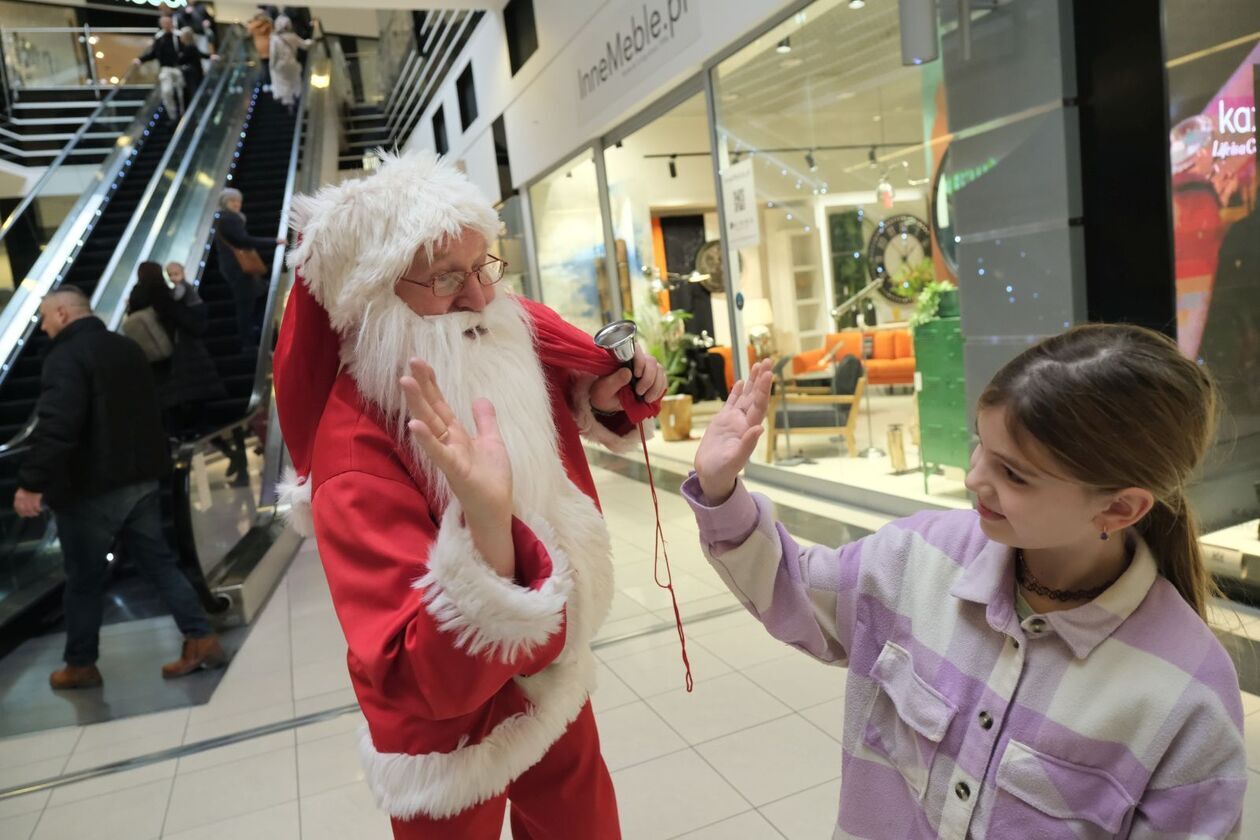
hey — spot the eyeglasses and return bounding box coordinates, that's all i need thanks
[398,255,508,298]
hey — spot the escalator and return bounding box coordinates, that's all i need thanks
[0,28,322,654]
[0,31,253,639]
[0,114,176,443]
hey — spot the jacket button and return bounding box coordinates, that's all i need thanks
[1011,638,1020,649]
[978,711,993,730]
[1028,617,1046,633]
[955,781,971,801]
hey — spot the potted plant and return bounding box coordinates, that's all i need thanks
[909,278,960,328]
[634,306,698,440]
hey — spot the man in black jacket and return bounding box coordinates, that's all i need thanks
[14,286,224,690]
[133,14,185,121]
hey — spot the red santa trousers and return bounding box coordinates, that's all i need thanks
[389,703,620,839]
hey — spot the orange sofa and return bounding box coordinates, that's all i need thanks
[792,328,915,386]
[709,345,756,391]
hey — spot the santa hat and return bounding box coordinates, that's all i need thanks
[273,149,501,536]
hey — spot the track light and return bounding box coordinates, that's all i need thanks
[776,37,791,54]
[848,0,866,8]
[668,155,678,178]
[805,150,817,171]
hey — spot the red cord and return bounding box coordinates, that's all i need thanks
[638,424,693,692]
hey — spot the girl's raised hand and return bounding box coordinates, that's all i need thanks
[693,358,775,503]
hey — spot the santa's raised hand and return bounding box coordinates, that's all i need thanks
[693,358,775,504]
[401,358,515,576]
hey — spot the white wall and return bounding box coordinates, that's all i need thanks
[404,0,797,197]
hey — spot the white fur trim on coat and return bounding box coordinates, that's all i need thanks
[359,651,596,820]
[277,466,314,538]
[571,373,652,454]
[358,481,615,820]
[415,503,572,664]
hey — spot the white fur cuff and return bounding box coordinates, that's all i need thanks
[415,504,572,663]
[277,466,315,538]
[571,373,649,454]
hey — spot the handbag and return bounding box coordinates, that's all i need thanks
[230,243,267,276]
[122,307,174,362]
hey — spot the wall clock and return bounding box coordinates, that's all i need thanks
[866,213,932,303]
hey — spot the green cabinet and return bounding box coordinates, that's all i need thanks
[913,316,969,491]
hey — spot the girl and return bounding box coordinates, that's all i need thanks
[686,324,1246,838]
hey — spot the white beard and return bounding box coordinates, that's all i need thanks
[345,293,564,515]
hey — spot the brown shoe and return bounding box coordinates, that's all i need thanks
[50,665,103,690]
[161,635,227,679]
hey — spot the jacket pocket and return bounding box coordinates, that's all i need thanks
[861,640,957,800]
[987,739,1135,839]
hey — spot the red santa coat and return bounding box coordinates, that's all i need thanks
[306,329,645,820]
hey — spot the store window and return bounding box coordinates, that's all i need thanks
[432,106,448,155]
[702,0,966,509]
[503,0,538,76]
[602,91,728,432]
[495,194,532,298]
[457,63,478,129]
[1163,0,1260,535]
[528,150,610,335]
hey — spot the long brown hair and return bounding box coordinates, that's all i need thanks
[977,324,1219,619]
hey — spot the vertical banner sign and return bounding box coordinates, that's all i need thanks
[721,157,760,250]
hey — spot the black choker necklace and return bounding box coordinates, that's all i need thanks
[1015,549,1126,603]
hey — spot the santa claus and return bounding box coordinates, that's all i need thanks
[272,149,666,838]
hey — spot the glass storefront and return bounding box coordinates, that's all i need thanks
[528,149,611,336]
[494,193,532,297]
[517,0,1256,551]
[1163,1,1260,540]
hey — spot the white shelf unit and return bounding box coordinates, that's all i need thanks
[768,228,829,354]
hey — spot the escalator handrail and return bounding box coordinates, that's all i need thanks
[248,40,320,416]
[0,31,246,455]
[0,62,144,244]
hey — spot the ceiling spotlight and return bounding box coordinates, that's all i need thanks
[776,37,791,54]
[805,150,817,171]
[668,155,678,178]
[848,0,867,9]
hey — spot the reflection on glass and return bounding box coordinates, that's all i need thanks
[1164,0,1260,533]
[528,151,609,335]
[495,194,532,297]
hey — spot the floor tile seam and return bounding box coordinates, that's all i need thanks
[662,807,789,840]
[173,735,297,779]
[163,689,198,836]
[38,770,178,827]
[753,773,844,812]
[160,794,301,839]
[647,705,800,749]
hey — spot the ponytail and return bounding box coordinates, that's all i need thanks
[1135,491,1214,620]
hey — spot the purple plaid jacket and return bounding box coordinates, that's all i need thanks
[683,475,1246,839]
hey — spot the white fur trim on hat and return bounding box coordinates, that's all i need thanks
[571,373,652,454]
[415,502,572,664]
[277,465,314,538]
[285,149,500,333]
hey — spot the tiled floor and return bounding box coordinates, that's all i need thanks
[1,465,1258,839]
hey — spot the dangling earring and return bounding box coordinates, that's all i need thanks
[1099,529,1110,541]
